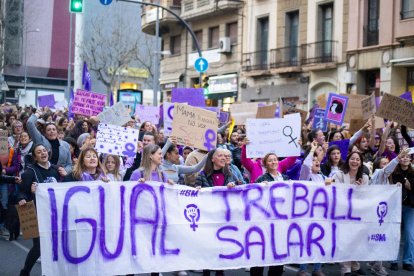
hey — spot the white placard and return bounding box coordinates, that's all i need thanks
[36,181,401,276]
[95,123,138,157]
[97,102,131,127]
[246,117,301,158]
[163,102,174,136]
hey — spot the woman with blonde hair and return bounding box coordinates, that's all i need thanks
[64,148,107,182]
[102,154,125,181]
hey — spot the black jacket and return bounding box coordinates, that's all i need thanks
[0,163,17,184]
[256,172,289,183]
[18,163,61,202]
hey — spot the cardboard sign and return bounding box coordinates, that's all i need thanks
[95,123,139,157]
[172,88,205,107]
[16,201,39,239]
[72,89,106,117]
[171,103,218,151]
[135,105,160,125]
[312,108,328,131]
[229,102,258,125]
[97,102,131,126]
[0,130,8,155]
[246,117,301,158]
[325,93,348,125]
[374,116,385,129]
[38,94,56,108]
[343,94,367,123]
[256,104,277,118]
[376,93,414,128]
[349,118,366,134]
[361,94,376,120]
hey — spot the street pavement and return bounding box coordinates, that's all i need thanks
[1,234,412,276]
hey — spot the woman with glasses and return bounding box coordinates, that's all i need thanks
[27,111,72,174]
[8,120,24,148]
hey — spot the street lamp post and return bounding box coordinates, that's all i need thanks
[23,28,40,95]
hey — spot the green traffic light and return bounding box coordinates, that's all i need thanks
[70,0,83,13]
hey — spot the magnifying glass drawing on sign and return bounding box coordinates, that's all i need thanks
[283,126,298,148]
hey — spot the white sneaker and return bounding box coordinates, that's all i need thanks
[174,271,188,276]
[245,267,251,272]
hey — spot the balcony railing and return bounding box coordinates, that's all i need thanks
[181,0,241,20]
[301,40,337,65]
[242,50,270,71]
[242,41,338,72]
[270,45,301,69]
[141,0,181,35]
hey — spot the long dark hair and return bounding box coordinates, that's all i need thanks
[326,145,344,168]
[203,149,230,177]
[341,151,365,180]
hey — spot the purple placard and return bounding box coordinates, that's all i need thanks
[38,94,56,108]
[313,108,328,131]
[400,91,413,102]
[324,93,348,125]
[171,88,206,107]
[329,139,350,161]
[72,89,106,116]
[219,111,230,124]
[135,105,160,125]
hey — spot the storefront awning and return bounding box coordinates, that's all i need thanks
[159,72,183,84]
[390,57,414,66]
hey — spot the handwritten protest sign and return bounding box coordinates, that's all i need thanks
[171,103,218,151]
[229,102,258,125]
[312,108,328,131]
[135,105,160,125]
[95,123,139,157]
[72,89,106,116]
[38,94,55,108]
[172,88,205,107]
[163,102,175,136]
[376,93,414,128]
[325,93,348,125]
[349,118,366,134]
[246,116,301,158]
[343,94,366,123]
[97,102,131,126]
[16,201,39,240]
[36,181,401,276]
[361,93,376,120]
[0,130,8,155]
[256,104,276,118]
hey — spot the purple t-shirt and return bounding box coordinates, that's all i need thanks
[130,169,166,182]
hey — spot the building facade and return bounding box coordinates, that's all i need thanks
[240,0,348,110]
[141,0,243,108]
[347,0,414,97]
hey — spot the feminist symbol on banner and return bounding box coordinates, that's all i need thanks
[203,129,216,151]
[184,204,200,231]
[377,201,388,226]
[122,143,136,157]
[283,126,298,148]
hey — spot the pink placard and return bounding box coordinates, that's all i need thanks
[71,89,106,116]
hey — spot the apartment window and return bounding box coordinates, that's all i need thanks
[365,0,379,46]
[401,0,414,19]
[170,35,181,55]
[192,30,202,51]
[208,26,219,48]
[286,11,299,61]
[256,16,269,69]
[319,3,333,58]
[226,22,238,44]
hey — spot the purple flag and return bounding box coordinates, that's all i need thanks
[68,89,75,119]
[171,88,205,107]
[82,62,92,91]
[38,94,55,108]
[400,91,413,102]
[109,92,114,106]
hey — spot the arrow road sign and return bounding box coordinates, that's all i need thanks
[100,0,113,5]
[194,57,208,73]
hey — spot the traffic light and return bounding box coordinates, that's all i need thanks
[202,74,209,95]
[69,0,84,13]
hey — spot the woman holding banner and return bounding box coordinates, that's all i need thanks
[17,144,63,276]
[389,153,414,272]
[333,151,368,276]
[64,148,108,182]
[251,152,288,276]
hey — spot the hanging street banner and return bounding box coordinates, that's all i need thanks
[36,181,401,276]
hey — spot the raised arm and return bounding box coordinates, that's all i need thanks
[241,144,255,173]
[177,154,208,175]
[26,114,45,145]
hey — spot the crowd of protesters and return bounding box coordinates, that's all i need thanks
[0,102,412,276]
